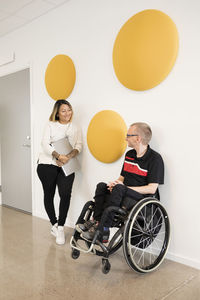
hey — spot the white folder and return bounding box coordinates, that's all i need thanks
[52,138,80,176]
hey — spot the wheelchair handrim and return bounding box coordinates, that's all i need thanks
[123,198,170,273]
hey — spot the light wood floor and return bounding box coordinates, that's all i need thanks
[0,206,199,300]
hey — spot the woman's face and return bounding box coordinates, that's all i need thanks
[58,104,72,124]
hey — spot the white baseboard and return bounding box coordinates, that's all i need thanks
[32,211,48,221]
[166,252,200,270]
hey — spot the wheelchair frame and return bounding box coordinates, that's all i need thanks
[70,197,170,274]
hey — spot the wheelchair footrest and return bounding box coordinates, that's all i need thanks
[70,235,96,254]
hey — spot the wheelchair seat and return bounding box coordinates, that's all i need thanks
[70,197,170,274]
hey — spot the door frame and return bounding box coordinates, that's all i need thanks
[0,63,34,213]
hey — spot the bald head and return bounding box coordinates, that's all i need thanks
[130,122,152,145]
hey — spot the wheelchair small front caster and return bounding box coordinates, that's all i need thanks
[102,258,111,274]
[71,249,80,259]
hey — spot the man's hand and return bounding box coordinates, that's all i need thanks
[107,178,124,192]
[107,181,115,192]
[128,183,159,195]
[114,180,124,185]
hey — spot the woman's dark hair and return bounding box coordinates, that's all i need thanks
[49,99,73,122]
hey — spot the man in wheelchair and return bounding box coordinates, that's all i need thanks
[76,122,164,244]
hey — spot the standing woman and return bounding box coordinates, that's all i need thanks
[37,99,82,245]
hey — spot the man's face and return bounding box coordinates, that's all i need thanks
[126,126,139,148]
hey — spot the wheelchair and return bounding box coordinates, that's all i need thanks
[70,197,170,274]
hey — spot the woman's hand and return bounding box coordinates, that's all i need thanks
[56,160,63,167]
[58,154,70,164]
[55,149,79,167]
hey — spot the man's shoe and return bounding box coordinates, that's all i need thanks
[75,220,96,233]
[81,227,110,243]
[56,226,65,245]
[51,223,58,237]
[101,228,110,243]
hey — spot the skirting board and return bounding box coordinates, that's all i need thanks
[165,252,200,270]
[33,210,74,228]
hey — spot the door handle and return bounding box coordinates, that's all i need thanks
[22,144,31,147]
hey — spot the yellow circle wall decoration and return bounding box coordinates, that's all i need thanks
[113,9,179,91]
[45,54,76,100]
[87,110,127,163]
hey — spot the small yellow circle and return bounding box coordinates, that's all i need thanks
[113,9,179,91]
[87,110,127,163]
[45,54,76,100]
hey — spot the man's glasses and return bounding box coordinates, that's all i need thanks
[126,134,138,137]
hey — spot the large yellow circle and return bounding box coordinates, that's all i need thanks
[45,54,76,100]
[113,9,179,91]
[87,110,127,163]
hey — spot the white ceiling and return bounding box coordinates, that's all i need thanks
[0,0,71,38]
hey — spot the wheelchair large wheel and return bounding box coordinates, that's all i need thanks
[123,198,170,273]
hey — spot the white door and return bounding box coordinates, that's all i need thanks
[0,68,32,213]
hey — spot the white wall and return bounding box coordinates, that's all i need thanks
[0,0,199,269]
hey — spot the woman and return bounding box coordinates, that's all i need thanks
[37,99,82,245]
